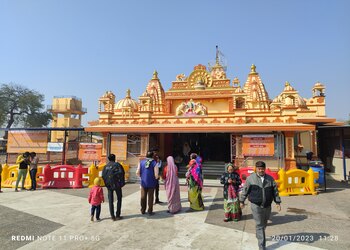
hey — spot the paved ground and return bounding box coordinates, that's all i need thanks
[0,176,349,250]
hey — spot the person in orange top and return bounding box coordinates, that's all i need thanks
[88,177,105,222]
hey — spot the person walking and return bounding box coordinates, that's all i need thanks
[185,153,204,212]
[29,152,39,191]
[136,151,159,216]
[88,177,104,222]
[162,156,182,214]
[102,154,125,221]
[240,161,281,250]
[153,152,163,204]
[15,152,30,192]
[220,163,242,222]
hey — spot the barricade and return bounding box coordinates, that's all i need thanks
[276,168,319,196]
[39,164,88,189]
[84,163,105,188]
[237,167,255,184]
[84,162,130,188]
[1,164,43,189]
[237,167,279,184]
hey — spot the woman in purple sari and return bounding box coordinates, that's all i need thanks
[162,156,182,214]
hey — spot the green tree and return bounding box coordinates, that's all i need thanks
[0,83,52,134]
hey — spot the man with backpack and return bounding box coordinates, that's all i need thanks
[102,154,125,221]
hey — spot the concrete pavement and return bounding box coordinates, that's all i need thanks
[0,176,349,250]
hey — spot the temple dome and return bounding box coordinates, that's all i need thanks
[283,81,295,91]
[115,89,138,111]
[272,81,307,108]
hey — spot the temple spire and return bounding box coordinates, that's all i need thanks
[216,45,219,65]
[249,64,257,75]
[152,70,158,79]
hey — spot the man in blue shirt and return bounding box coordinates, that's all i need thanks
[136,151,159,215]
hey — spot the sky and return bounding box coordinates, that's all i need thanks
[1,0,350,126]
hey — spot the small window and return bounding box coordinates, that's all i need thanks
[127,134,141,156]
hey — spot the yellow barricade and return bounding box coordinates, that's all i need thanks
[1,164,43,189]
[84,162,130,188]
[276,168,319,196]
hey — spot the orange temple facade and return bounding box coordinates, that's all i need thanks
[86,57,335,179]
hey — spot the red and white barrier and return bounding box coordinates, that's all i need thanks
[39,164,88,189]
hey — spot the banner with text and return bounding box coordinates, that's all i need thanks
[47,142,64,152]
[242,134,275,156]
[78,143,102,161]
[110,134,127,161]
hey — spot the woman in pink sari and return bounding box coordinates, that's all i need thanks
[162,156,182,214]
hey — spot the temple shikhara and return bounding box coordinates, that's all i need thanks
[86,49,335,180]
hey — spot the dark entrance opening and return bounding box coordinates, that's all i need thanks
[171,133,231,166]
[150,133,230,179]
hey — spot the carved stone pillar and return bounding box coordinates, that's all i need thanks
[140,134,149,157]
[235,135,244,167]
[101,132,109,161]
[284,131,296,170]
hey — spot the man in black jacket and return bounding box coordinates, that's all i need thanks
[240,161,281,250]
[102,154,125,221]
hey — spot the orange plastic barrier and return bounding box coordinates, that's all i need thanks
[39,164,88,189]
[276,168,319,196]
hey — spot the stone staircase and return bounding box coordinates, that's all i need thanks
[178,161,226,180]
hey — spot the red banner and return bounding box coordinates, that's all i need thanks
[78,143,102,161]
[242,134,274,156]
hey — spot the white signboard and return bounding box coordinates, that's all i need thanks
[47,142,64,152]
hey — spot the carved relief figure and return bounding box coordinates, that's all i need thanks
[195,102,208,115]
[176,73,186,81]
[176,102,187,116]
[175,100,208,116]
[100,91,115,112]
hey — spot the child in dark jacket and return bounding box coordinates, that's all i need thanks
[88,177,104,221]
[220,163,242,222]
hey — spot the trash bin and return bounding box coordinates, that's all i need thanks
[310,165,325,185]
[300,165,310,171]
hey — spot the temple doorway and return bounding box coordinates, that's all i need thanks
[170,133,231,165]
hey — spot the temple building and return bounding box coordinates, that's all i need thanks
[86,53,336,180]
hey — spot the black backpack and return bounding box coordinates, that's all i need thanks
[102,162,125,190]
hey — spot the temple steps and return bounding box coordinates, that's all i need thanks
[177,161,226,180]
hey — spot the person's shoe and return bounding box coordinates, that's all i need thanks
[154,200,164,204]
[15,189,19,192]
[140,210,145,215]
[115,216,123,220]
[166,210,170,213]
[90,215,94,222]
[111,216,116,221]
[0,190,3,193]
[185,208,194,213]
[223,218,229,222]
[96,218,101,222]
[148,212,155,216]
